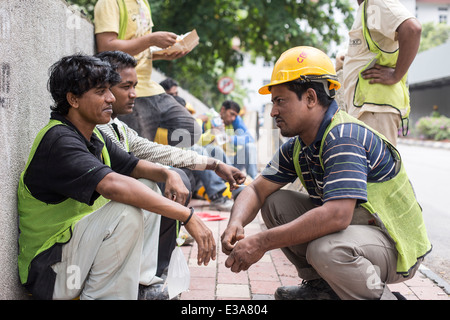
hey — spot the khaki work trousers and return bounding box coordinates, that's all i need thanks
[52,179,163,300]
[261,189,421,300]
[358,112,401,147]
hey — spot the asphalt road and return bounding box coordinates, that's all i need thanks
[397,142,450,284]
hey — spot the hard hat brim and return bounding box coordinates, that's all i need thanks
[258,78,341,95]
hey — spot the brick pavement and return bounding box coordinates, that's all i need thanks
[179,199,449,301]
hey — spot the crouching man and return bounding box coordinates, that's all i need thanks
[221,46,431,300]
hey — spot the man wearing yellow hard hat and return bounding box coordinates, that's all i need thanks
[221,46,431,300]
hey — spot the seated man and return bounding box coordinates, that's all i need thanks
[18,54,216,300]
[158,75,240,206]
[160,77,180,97]
[95,51,242,213]
[197,100,258,179]
[221,46,431,300]
[95,51,245,296]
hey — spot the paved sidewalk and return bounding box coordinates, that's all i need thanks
[179,199,449,301]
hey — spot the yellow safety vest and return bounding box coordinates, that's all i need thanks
[293,110,431,275]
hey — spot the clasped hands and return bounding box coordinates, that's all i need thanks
[220,223,265,273]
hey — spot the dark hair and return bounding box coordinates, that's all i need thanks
[160,77,178,91]
[222,100,241,114]
[48,53,120,115]
[284,80,333,108]
[95,50,137,72]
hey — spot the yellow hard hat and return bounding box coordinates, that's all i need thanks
[258,46,341,97]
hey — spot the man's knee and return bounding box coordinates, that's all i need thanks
[138,178,162,195]
[306,233,355,274]
[172,168,194,194]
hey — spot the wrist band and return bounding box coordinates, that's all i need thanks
[181,207,194,226]
[213,160,221,171]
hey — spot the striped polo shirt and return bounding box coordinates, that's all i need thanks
[262,101,397,206]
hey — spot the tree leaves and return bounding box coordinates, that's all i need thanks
[68,0,353,108]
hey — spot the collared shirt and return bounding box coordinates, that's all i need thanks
[97,118,209,170]
[24,112,139,205]
[261,101,397,206]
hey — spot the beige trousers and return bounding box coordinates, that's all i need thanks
[261,190,421,300]
[358,112,401,147]
[52,179,162,300]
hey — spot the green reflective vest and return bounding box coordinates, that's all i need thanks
[111,121,130,152]
[293,110,431,276]
[17,120,111,284]
[353,0,411,126]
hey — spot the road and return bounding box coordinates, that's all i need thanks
[397,142,450,284]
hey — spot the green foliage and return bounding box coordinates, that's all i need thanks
[66,0,95,20]
[419,22,450,53]
[67,0,354,108]
[415,115,450,141]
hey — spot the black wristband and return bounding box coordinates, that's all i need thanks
[181,207,194,226]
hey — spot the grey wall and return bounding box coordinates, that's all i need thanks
[410,84,450,128]
[0,0,94,299]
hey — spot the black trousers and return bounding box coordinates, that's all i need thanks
[156,167,195,276]
[118,93,201,147]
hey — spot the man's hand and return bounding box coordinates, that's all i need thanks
[150,31,192,61]
[224,234,265,273]
[361,64,400,85]
[184,214,217,266]
[361,18,422,87]
[163,170,190,205]
[221,222,245,255]
[154,50,191,61]
[215,163,246,190]
[150,31,178,49]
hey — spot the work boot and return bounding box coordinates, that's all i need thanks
[274,279,340,300]
[209,193,234,211]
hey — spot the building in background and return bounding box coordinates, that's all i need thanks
[416,0,450,25]
[234,0,450,128]
[235,55,273,115]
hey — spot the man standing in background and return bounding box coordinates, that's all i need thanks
[343,0,422,146]
[94,0,201,147]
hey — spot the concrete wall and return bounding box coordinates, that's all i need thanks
[410,83,450,127]
[0,0,94,299]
